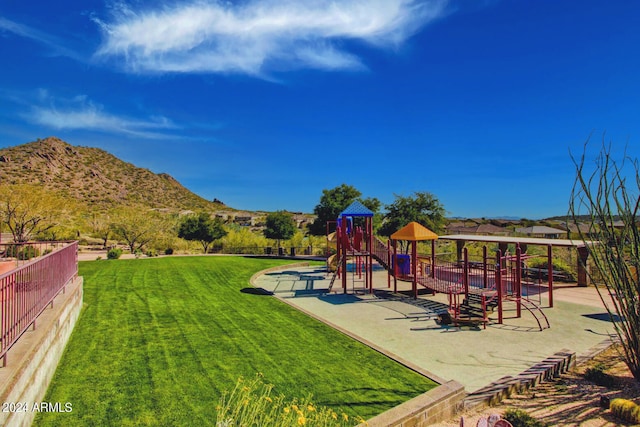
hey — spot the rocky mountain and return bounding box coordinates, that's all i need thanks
[0,136,223,211]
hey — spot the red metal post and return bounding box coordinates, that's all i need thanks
[463,247,469,298]
[341,217,347,292]
[387,240,391,288]
[368,217,373,293]
[393,239,398,293]
[496,250,503,324]
[431,240,436,279]
[483,245,488,288]
[412,240,418,299]
[548,244,554,307]
[516,245,522,318]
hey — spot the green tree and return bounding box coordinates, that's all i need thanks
[378,191,447,238]
[264,211,297,250]
[570,140,640,381]
[178,212,227,253]
[309,184,361,235]
[86,211,113,249]
[308,184,381,235]
[0,184,70,242]
[361,196,383,233]
[110,207,166,253]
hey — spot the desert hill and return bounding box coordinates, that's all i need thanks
[0,137,223,211]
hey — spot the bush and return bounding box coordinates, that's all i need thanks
[527,258,576,281]
[164,248,174,255]
[6,245,40,260]
[146,249,158,257]
[610,398,640,424]
[107,248,122,260]
[503,408,546,427]
[584,363,616,388]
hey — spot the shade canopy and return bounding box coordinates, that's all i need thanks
[339,200,374,218]
[391,222,438,241]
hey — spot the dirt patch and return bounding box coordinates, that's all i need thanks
[439,344,640,426]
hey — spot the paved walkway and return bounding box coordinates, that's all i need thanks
[253,264,616,393]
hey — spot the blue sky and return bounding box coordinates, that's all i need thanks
[1,0,639,219]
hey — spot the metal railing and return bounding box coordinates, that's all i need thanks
[0,241,78,367]
[372,237,391,269]
[208,245,321,256]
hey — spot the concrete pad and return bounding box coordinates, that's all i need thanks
[254,265,616,393]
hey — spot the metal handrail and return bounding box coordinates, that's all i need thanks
[0,241,78,367]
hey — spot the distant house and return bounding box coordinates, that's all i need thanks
[556,222,596,238]
[446,222,509,236]
[475,223,510,236]
[292,214,311,229]
[515,226,566,239]
[446,222,470,234]
[234,214,256,227]
[491,219,520,227]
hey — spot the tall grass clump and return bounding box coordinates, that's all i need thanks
[609,398,640,424]
[216,375,360,427]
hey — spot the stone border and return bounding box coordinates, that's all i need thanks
[463,338,618,410]
[250,263,465,427]
[0,276,83,427]
[464,349,576,409]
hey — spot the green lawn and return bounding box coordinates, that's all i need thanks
[35,256,436,426]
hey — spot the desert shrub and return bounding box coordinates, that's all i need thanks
[584,362,616,388]
[6,245,40,260]
[216,375,357,427]
[107,248,122,260]
[610,398,640,424]
[145,249,158,257]
[527,258,576,281]
[503,408,546,427]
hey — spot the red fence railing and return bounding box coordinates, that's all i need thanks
[0,241,78,367]
[372,237,391,269]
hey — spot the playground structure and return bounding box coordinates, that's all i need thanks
[326,217,590,330]
[327,201,375,294]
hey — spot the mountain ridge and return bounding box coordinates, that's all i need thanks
[0,136,224,212]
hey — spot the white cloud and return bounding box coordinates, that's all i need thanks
[95,0,448,75]
[0,17,84,61]
[25,91,178,139]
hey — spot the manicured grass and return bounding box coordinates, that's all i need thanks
[35,256,436,426]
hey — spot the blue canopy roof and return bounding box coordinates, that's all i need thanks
[339,200,374,218]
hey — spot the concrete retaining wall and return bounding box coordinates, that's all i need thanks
[365,380,466,427]
[0,276,83,427]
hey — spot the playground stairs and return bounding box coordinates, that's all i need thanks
[326,255,343,293]
[371,253,389,271]
[451,304,487,329]
[450,291,498,329]
[464,349,575,409]
[465,291,499,312]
